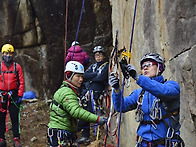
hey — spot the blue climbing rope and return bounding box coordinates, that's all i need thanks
[117,0,138,147]
[128,0,137,64]
[71,0,85,61]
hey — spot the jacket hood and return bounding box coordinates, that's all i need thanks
[68,46,83,53]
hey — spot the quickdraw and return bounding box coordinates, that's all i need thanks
[107,29,120,145]
[135,89,145,122]
[150,98,162,120]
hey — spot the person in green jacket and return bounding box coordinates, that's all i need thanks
[47,61,106,147]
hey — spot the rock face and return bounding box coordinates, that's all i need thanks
[110,0,196,146]
[0,0,112,100]
[0,0,195,146]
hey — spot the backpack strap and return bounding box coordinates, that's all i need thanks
[14,62,20,87]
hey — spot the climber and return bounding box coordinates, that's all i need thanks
[77,46,109,144]
[47,61,107,147]
[109,53,184,147]
[65,41,90,70]
[0,44,25,147]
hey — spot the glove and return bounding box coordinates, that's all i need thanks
[126,64,138,80]
[97,116,107,125]
[15,96,22,104]
[109,72,119,89]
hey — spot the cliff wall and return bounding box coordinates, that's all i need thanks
[110,0,196,146]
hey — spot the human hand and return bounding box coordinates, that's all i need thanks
[16,95,22,104]
[109,72,119,89]
[126,64,138,80]
[97,116,107,125]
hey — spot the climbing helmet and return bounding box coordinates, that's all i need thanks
[71,41,79,47]
[140,53,165,72]
[1,44,14,53]
[93,46,105,53]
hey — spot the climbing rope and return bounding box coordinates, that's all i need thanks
[71,0,85,61]
[117,0,138,146]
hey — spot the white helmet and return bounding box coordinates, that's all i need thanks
[71,41,79,47]
[93,46,105,53]
[65,61,84,73]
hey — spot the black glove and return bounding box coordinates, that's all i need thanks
[126,64,138,80]
[15,95,22,104]
[109,72,119,89]
[97,116,107,125]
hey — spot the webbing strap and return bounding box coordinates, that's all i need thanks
[141,109,179,125]
[51,99,67,112]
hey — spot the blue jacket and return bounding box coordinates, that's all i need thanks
[83,60,109,92]
[112,75,180,142]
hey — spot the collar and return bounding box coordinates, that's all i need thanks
[152,75,164,83]
[64,80,79,96]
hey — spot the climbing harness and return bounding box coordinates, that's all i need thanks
[0,91,23,133]
[92,62,109,74]
[48,128,79,147]
[81,89,106,140]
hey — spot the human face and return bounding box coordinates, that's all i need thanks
[71,73,83,88]
[141,61,159,78]
[94,52,104,62]
[3,52,14,56]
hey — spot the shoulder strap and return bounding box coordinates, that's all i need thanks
[51,99,67,112]
[14,62,20,87]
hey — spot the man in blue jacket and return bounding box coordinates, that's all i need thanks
[109,53,184,147]
[77,46,109,144]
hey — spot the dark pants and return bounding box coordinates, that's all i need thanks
[0,92,20,139]
[77,90,102,138]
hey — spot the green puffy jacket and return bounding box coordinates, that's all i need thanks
[48,81,98,132]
